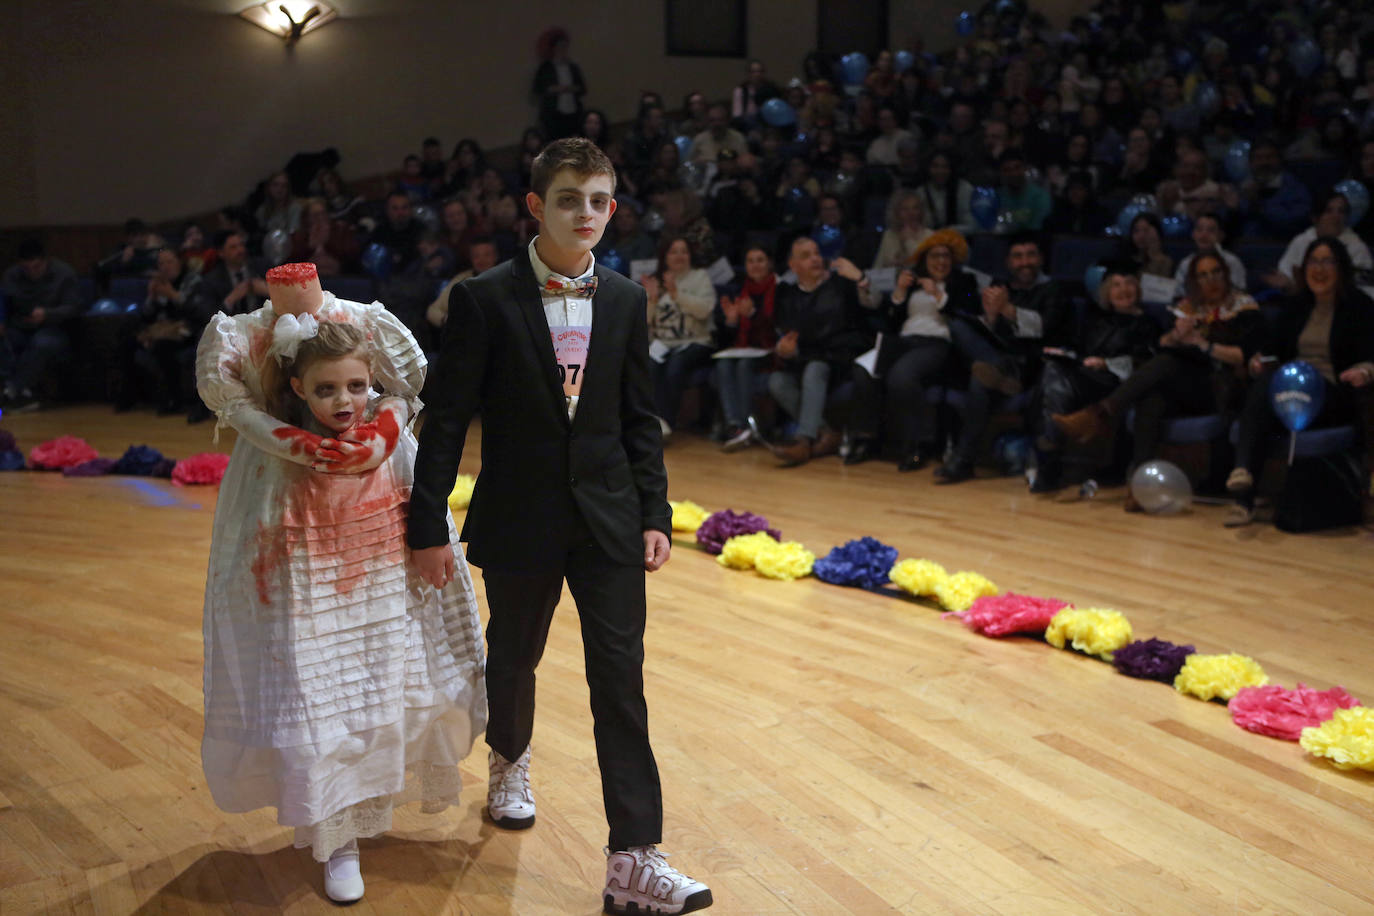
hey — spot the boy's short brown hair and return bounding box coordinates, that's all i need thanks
[530,137,617,199]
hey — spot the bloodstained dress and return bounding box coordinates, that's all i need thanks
[195,292,486,858]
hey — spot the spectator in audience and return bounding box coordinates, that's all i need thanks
[645,139,688,193]
[595,196,657,265]
[732,59,780,124]
[866,106,915,167]
[692,103,748,164]
[1174,212,1246,291]
[193,230,267,323]
[1045,171,1110,235]
[1,239,79,410]
[318,169,367,227]
[1029,261,1159,493]
[626,103,671,179]
[714,245,779,451]
[917,152,977,236]
[532,28,586,139]
[395,154,431,203]
[290,198,361,276]
[425,236,501,331]
[443,138,486,199]
[383,229,453,348]
[484,195,524,261]
[774,156,821,229]
[370,191,423,273]
[657,187,717,266]
[847,229,975,470]
[439,197,478,269]
[1121,212,1175,279]
[1269,189,1373,291]
[864,50,898,101]
[766,236,874,466]
[937,232,1072,483]
[283,146,340,197]
[1053,251,1264,509]
[115,247,202,415]
[871,189,933,269]
[1116,126,1166,193]
[1158,73,1200,135]
[1226,236,1374,525]
[420,136,446,191]
[968,119,1011,187]
[255,171,303,236]
[178,224,216,276]
[517,127,547,193]
[95,218,165,292]
[1157,148,1229,222]
[996,148,1052,232]
[580,109,610,148]
[641,236,717,436]
[675,92,708,139]
[1231,137,1313,238]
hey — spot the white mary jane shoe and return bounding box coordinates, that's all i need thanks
[324,839,364,903]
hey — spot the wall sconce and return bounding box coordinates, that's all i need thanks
[239,2,338,45]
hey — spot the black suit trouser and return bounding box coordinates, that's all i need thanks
[480,509,663,850]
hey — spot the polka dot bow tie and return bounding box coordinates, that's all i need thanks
[544,275,599,297]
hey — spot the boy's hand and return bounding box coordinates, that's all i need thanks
[643,530,670,571]
[413,544,456,588]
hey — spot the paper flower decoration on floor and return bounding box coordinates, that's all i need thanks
[889,558,948,598]
[695,510,779,555]
[447,473,476,510]
[29,436,99,470]
[63,457,118,477]
[669,500,710,533]
[717,531,782,570]
[932,571,999,612]
[1174,653,1268,701]
[112,444,168,476]
[1045,607,1133,659]
[754,541,816,580]
[957,593,1068,636]
[1112,638,1195,682]
[1300,706,1374,771]
[1230,683,1361,741]
[812,537,898,589]
[172,452,232,486]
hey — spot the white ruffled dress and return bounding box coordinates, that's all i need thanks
[195,293,486,859]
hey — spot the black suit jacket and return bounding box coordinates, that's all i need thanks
[408,253,670,572]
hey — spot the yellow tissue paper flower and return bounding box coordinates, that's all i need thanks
[1173,653,1269,701]
[754,541,816,581]
[669,500,710,533]
[933,571,998,612]
[716,531,781,570]
[889,558,949,597]
[1300,706,1374,771]
[447,473,476,510]
[1045,607,1133,659]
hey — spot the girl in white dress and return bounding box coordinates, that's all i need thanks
[195,264,486,902]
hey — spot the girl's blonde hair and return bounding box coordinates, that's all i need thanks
[261,320,372,420]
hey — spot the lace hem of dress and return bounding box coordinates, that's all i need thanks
[292,761,463,860]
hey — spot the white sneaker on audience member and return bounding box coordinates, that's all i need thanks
[720,427,753,452]
[323,839,364,902]
[487,747,535,829]
[602,845,712,914]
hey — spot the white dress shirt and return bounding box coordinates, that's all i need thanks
[529,237,595,419]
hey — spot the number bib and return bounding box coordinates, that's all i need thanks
[550,325,591,398]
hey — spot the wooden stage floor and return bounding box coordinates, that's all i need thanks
[1,405,1372,914]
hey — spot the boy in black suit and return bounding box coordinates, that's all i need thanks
[408,138,712,915]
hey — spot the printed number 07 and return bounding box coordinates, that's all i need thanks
[558,363,582,385]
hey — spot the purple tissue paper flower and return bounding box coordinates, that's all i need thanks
[0,429,15,452]
[62,457,119,477]
[1112,638,1196,682]
[0,449,25,471]
[112,444,167,476]
[695,509,780,554]
[812,536,899,589]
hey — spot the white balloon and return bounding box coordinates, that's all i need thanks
[1130,460,1192,514]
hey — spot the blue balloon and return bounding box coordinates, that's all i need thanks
[894,50,915,73]
[1335,179,1370,226]
[1116,202,1146,237]
[673,135,693,160]
[361,242,391,280]
[89,297,122,315]
[1193,81,1221,116]
[970,186,999,230]
[1290,36,1321,79]
[600,249,627,276]
[1269,360,1326,432]
[1084,264,1107,292]
[1160,214,1193,238]
[812,224,845,258]
[760,97,796,127]
[956,11,975,36]
[1224,139,1251,182]
[840,52,870,86]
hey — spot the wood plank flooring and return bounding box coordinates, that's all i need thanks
[1,405,1372,915]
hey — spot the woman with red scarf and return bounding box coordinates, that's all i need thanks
[714,246,779,451]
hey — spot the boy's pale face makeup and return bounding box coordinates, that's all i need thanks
[290,355,371,433]
[527,170,616,275]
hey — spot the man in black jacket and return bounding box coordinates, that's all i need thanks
[407,138,712,915]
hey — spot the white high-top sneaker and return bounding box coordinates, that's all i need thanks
[323,839,364,903]
[487,747,535,829]
[602,845,712,914]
